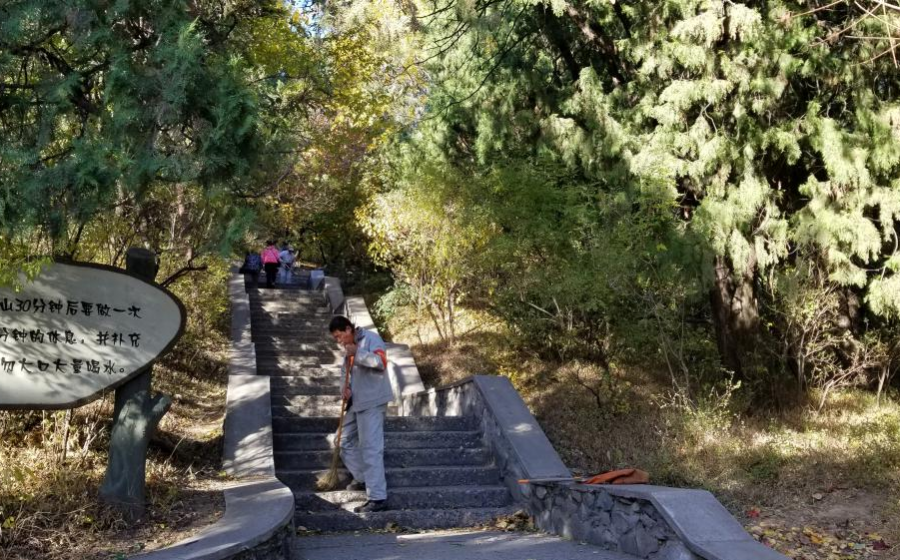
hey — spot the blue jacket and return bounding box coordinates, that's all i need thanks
[342,328,394,412]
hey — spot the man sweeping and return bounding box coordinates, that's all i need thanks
[328,315,393,513]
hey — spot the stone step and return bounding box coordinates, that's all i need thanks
[270,375,341,387]
[244,280,316,288]
[253,339,338,349]
[249,318,331,328]
[294,486,511,512]
[255,348,343,360]
[271,384,341,398]
[263,367,341,378]
[250,312,333,321]
[250,326,331,335]
[271,402,345,417]
[250,298,325,308]
[258,364,342,377]
[273,416,476,433]
[277,465,503,489]
[248,294,321,303]
[250,299,326,307]
[249,318,329,324]
[252,336,331,346]
[257,357,341,370]
[273,430,482,451]
[249,288,319,295]
[274,447,490,470]
[271,404,400,418]
[271,394,342,409]
[250,325,332,335]
[293,506,517,532]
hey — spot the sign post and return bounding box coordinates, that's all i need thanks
[99,248,173,520]
[0,248,185,521]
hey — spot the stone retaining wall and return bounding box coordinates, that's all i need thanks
[531,483,698,560]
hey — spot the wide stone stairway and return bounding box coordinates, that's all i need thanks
[247,280,515,532]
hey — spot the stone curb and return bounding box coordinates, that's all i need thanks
[130,270,294,559]
[131,479,294,560]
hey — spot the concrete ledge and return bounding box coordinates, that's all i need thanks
[132,270,294,559]
[223,374,275,478]
[320,276,345,314]
[385,343,426,401]
[344,295,375,332]
[229,269,251,344]
[132,479,294,560]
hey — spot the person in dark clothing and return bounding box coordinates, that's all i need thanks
[261,240,280,288]
[240,251,262,285]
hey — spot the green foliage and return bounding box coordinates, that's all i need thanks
[0,0,326,279]
[346,0,900,400]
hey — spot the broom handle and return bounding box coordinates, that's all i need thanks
[333,354,354,448]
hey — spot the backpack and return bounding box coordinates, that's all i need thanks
[262,247,280,264]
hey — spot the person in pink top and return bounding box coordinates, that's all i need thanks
[261,240,281,288]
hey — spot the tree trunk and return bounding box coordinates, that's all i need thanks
[709,253,760,379]
[99,248,172,522]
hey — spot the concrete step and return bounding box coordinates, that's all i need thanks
[258,364,342,376]
[250,325,332,335]
[252,336,331,346]
[248,297,321,305]
[273,416,476,433]
[293,506,517,532]
[257,357,341,370]
[274,430,482,451]
[249,319,331,328]
[253,339,338,350]
[274,447,490,469]
[277,465,504,490]
[248,295,321,303]
[271,384,341,398]
[250,312,333,321]
[250,299,327,307]
[294,486,511,512]
[262,367,341,378]
[270,375,341,387]
[255,348,343,360]
[271,403,400,418]
[244,282,316,290]
[250,326,331,336]
[271,394,342,408]
[271,402,344,417]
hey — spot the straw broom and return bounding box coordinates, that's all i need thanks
[316,355,353,491]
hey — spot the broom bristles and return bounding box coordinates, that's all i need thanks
[317,354,352,492]
[315,450,343,490]
[315,400,347,491]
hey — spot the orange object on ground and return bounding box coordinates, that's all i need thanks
[583,468,650,485]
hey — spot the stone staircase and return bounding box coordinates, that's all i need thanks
[247,280,514,532]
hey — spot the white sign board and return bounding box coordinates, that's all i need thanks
[0,262,185,409]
